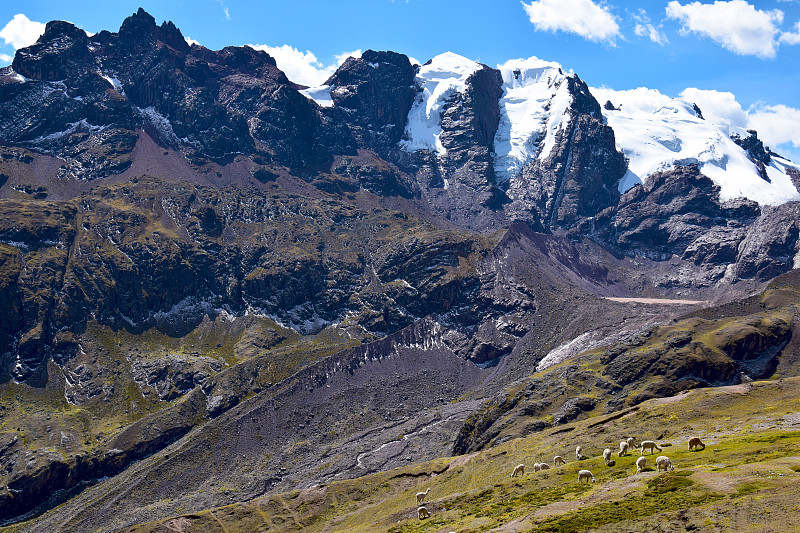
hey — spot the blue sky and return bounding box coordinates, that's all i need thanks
[1,1,799,159]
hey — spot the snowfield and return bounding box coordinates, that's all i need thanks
[592,88,800,205]
[493,57,573,184]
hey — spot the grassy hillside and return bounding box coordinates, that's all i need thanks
[111,376,800,533]
[452,271,800,454]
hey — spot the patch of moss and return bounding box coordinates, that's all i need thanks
[645,471,694,495]
[731,482,763,499]
[536,476,720,533]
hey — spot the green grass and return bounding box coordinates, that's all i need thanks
[108,376,800,533]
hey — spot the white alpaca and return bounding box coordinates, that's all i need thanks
[511,464,525,478]
[533,462,541,472]
[640,440,662,455]
[618,441,629,457]
[656,456,674,472]
[417,506,430,519]
[636,456,646,473]
[603,448,612,463]
[554,455,566,466]
[416,487,430,505]
[688,437,706,451]
[627,437,636,448]
[578,469,595,483]
[538,462,550,471]
[576,445,585,460]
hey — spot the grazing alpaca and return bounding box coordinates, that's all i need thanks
[416,487,430,505]
[576,445,586,460]
[636,456,646,473]
[511,464,525,478]
[603,448,612,463]
[627,437,636,448]
[640,440,662,455]
[656,456,674,472]
[578,469,595,483]
[538,462,550,471]
[618,441,630,457]
[417,506,430,519]
[688,437,706,451]
[554,455,566,466]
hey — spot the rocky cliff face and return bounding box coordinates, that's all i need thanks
[611,165,760,267]
[505,76,625,231]
[0,177,501,385]
[1,7,798,391]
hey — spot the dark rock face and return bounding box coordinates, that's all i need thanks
[733,202,800,281]
[731,129,771,181]
[396,64,507,229]
[732,129,771,165]
[611,165,760,267]
[1,9,339,172]
[12,21,94,82]
[439,65,504,198]
[326,50,416,154]
[438,65,505,201]
[505,76,626,231]
[0,178,497,383]
[131,355,221,401]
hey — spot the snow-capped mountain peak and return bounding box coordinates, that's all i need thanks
[595,91,800,205]
[493,57,571,184]
[400,52,482,154]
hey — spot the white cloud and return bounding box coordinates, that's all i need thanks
[185,36,201,47]
[247,44,361,87]
[780,20,800,45]
[634,23,668,44]
[216,0,231,21]
[521,0,620,44]
[631,9,668,45]
[0,52,12,63]
[0,13,46,50]
[334,49,362,65]
[590,86,673,113]
[747,104,800,150]
[666,0,783,58]
[679,88,748,126]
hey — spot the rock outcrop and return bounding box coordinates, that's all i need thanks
[505,76,626,232]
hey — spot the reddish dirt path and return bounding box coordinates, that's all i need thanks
[604,297,706,305]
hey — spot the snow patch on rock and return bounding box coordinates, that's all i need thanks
[300,84,334,108]
[493,57,572,183]
[400,52,481,155]
[27,118,107,146]
[99,72,125,95]
[137,106,179,145]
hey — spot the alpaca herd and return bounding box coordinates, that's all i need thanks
[414,435,706,520]
[501,435,704,487]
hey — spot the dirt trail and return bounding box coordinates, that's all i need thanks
[604,297,707,305]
